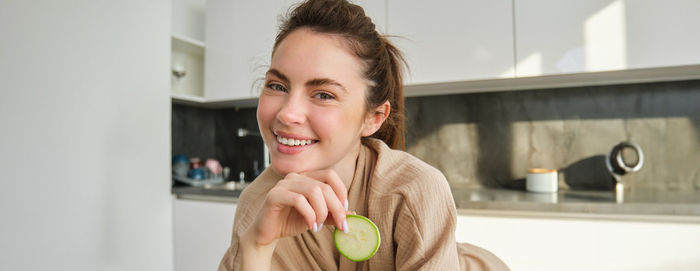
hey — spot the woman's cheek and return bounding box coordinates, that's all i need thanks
[310,108,340,133]
[257,96,278,127]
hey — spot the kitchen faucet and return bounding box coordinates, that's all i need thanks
[237,128,270,169]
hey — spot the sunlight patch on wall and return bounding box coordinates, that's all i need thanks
[514,52,543,77]
[584,0,627,71]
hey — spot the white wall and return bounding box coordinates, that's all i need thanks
[172,0,206,41]
[457,214,700,271]
[0,1,173,270]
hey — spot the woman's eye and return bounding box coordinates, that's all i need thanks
[267,83,287,92]
[314,92,335,100]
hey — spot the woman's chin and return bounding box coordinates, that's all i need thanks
[270,161,310,176]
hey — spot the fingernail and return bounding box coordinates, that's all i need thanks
[343,220,349,234]
[313,222,318,232]
[319,222,324,229]
[344,199,349,211]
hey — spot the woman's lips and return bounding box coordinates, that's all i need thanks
[274,131,318,155]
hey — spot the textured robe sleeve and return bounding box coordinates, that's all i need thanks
[218,233,240,271]
[457,242,511,271]
[392,170,460,270]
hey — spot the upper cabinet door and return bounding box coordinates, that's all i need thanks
[172,0,206,42]
[515,0,700,77]
[205,0,285,101]
[387,0,515,85]
[625,0,700,69]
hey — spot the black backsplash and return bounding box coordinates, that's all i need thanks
[171,105,216,160]
[172,104,263,182]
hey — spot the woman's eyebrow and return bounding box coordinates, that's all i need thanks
[267,68,348,93]
[306,78,348,93]
[266,68,289,83]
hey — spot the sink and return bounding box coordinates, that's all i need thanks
[203,181,240,191]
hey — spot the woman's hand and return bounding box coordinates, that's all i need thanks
[245,169,349,248]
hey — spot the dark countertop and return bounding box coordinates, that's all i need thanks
[172,182,700,216]
[172,182,241,200]
[450,185,700,216]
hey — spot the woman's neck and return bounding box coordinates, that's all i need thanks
[330,141,362,190]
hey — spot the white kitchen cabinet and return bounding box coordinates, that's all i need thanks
[386,0,515,86]
[205,0,286,102]
[456,213,700,271]
[515,0,700,77]
[171,35,205,98]
[174,198,237,271]
[172,0,206,42]
[171,0,206,100]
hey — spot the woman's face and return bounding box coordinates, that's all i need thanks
[257,28,376,175]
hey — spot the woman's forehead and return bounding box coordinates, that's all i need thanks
[270,29,365,83]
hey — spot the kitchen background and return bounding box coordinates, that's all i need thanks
[168,0,700,270]
[3,0,700,271]
[405,79,700,190]
[174,80,700,190]
[172,105,262,182]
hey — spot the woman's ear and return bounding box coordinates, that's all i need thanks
[361,101,391,137]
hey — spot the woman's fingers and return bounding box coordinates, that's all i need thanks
[281,170,348,231]
[319,182,347,230]
[303,170,348,211]
[291,180,329,230]
[302,170,348,231]
[268,186,317,231]
[281,174,340,231]
[255,168,351,245]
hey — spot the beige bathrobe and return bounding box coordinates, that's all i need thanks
[219,138,509,270]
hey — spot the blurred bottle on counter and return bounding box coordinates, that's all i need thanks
[253,160,262,179]
[188,168,205,180]
[172,154,189,177]
[189,157,202,169]
[205,159,223,180]
[187,158,205,180]
[237,171,248,190]
[223,167,231,181]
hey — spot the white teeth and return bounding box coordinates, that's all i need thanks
[276,135,314,146]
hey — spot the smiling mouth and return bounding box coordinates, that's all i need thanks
[275,135,318,147]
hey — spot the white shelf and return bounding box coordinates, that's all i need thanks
[171,34,205,98]
[404,64,700,97]
[171,34,205,56]
[171,93,205,106]
[171,93,258,108]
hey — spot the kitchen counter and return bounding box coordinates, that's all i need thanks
[172,182,241,202]
[172,182,700,217]
[450,185,700,217]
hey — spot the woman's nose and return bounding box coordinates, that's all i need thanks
[276,94,306,125]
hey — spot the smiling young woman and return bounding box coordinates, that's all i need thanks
[257,27,379,183]
[218,1,508,270]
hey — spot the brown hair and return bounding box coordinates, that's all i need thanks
[273,0,406,150]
